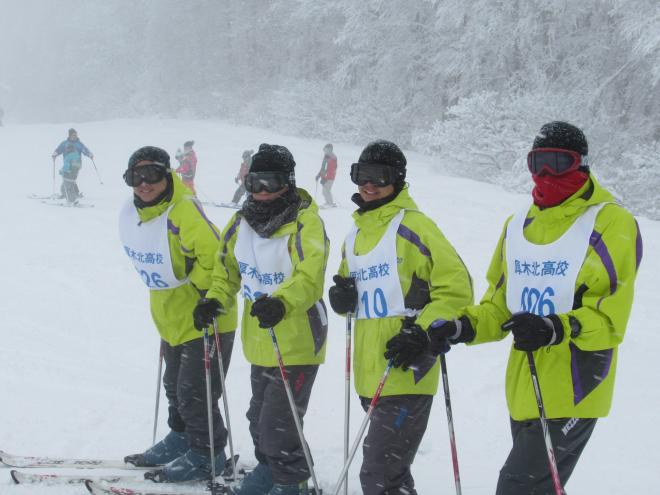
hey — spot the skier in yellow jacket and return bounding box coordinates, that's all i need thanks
[328,140,473,495]
[429,122,643,494]
[119,146,237,482]
[193,143,329,495]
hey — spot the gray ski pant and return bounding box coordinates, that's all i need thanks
[359,394,433,495]
[162,332,235,454]
[60,163,81,201]
[321,179,334,205]
[247,364,319,485]
[496,416,597,495]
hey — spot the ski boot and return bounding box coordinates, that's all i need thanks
[267,481,310,495]
[148,448,226,482]
[124,430,189,467]
[229,463,273,495]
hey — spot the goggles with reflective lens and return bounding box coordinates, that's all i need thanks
[350,163,402,187]
[123,163,169,187]
[527,148,584,176]
[244,171,290,193]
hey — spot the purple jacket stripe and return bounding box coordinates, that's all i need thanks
[635,219,643,271]
[167,219,180,235]
[495,273,505,291]
[570,345,585,404]
[397,224,431,257]
[296,222,304,261]
[192,201,220,241]
[589,230,617,296]
[222,217,241,256]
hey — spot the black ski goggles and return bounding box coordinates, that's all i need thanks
[123,163,169,187]
[527,148,584,176]
[350,163,402,187]
[244,171,290,193]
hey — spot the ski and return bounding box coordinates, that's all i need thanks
[211,202,241,210]
[10,469,142,486]
[85,479,223,495]
[319,203,338,209]
[28,193,58,200]
[41,199,95,208]
[0,449,143,469]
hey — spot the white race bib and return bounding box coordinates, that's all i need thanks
[234,219,293,301]
[118,199,188,290]
[505,203,605,315]
[345,210,413,320]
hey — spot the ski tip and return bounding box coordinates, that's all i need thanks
[84,479,95,494]
[10,470,20,484]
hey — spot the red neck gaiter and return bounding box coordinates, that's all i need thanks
[532,170,589,208]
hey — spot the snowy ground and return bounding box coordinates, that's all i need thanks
[0,119,658,494]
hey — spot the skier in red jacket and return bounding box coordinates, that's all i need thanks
[175,140,197,194]
[315,143,337,207]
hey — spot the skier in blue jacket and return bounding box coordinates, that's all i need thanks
[52,128,93,203]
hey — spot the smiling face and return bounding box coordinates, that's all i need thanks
[358,182,395,202]
[132,161,168,203]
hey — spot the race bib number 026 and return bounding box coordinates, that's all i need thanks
[520,286,555,316]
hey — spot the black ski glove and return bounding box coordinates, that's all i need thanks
[384,319,430,371]
[428,316,476,355]
[192,298,224,331]
[328,275,358,314]
[250,296,286,328]
[502,312,564,352]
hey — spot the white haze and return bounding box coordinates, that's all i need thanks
[0,1,659,216]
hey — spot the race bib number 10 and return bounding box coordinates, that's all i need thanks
[359,288,388,319]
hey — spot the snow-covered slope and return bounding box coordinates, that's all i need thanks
[0,120,657,494]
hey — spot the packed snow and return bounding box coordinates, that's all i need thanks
[0,120,657,494]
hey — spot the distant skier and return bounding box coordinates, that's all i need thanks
[428,122,643,494]
[315,143,337,207]
[120,146,237,482]
[193,143,329,495]
[51,128,93,204]
[175,140,197,194]
[230,149,253,206]
[328,140,473,495]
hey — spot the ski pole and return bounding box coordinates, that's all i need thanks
[440,354,462,495]
[202,327,218,485]
[152,340,165,445]
[212,318,237,482]
[527,351,564,495]
[331,359,394,495]
[267,326,320,495]
[91,158,103,185]
[195,184,215,205]
[343,313,352,495]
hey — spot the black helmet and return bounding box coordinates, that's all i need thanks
[128,146,171,169]
[533,121,588,156]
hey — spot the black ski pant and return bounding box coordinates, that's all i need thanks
[359,394,433,495]
[162,332,235,455]
[247,364,318,485]
[495,416,597,495]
